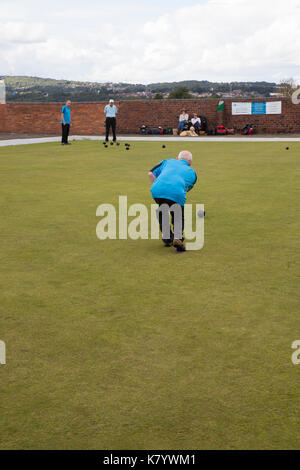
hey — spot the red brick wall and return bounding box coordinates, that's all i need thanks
[223,98,300,134]
[117,99,219,133]
[0,102,106,135]
[0,105,5,132]
[0,98,299,135]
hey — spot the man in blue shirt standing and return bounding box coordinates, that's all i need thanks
[61,100,71,145]
[148,151,197,252]
[104,99,118,142]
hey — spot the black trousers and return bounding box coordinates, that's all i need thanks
[105,117,116,141]
[154,198,184,242]
[61,124,70,143]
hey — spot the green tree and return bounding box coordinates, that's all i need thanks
[154,93,164,99]
[168,86,193,99]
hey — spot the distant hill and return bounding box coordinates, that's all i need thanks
[0,76,277,102]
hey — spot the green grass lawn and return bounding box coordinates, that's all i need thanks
[0,140,299,449]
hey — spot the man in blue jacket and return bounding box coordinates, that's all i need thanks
[61,100,71,145]
[148,150,197,252]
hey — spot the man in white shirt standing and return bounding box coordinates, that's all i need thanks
[104,99,118,142]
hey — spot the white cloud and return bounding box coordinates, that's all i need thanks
[136,0,300,83]
[0,0,299,83]
[0,22,46,44]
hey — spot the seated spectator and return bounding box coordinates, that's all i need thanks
[178,109,189,131]
[191,114,201,133]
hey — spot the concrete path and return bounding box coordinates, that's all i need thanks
[1,135,300,147]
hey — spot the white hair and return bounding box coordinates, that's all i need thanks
[178,150,192,165]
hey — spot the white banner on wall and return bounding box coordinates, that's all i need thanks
[266,101,282,114]
[232,101,282,115]
[232,102,252,115]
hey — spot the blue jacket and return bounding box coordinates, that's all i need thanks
[61,105,71,124]
[150,158,197,206]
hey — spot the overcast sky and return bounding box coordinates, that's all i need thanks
[1,0,299,84]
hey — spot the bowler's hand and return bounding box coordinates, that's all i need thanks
[148,172,156,183]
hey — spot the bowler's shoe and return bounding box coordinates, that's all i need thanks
[173,238,186,252]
